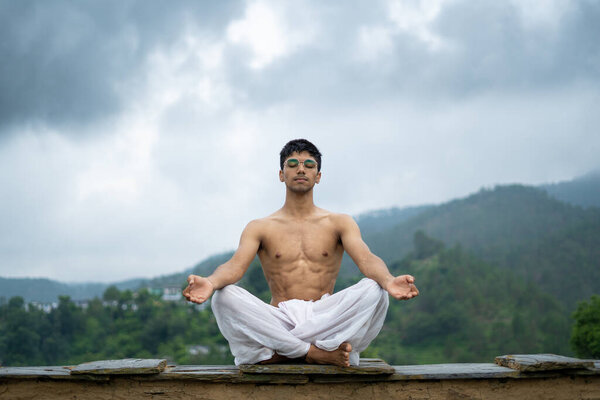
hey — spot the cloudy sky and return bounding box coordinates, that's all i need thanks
[1,0,599,283]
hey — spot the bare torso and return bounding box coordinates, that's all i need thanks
[255,208,344,305]
[182,146,419,366]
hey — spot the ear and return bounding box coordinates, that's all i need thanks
[279,169,284,182]
[315,171,321,184]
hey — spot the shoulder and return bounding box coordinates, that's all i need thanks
[324,211,359,232]
[242,218,267,237]
[243,213,281,234]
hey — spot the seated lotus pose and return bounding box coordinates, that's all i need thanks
[183,139,419,367]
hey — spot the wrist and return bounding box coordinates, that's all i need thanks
[382,276,394,291]
[206,276,216,289]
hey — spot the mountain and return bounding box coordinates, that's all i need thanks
[360,185,600,310]
[0,277,145,303]
[0,252,235,304]
[4,172,600,306]
[540,170,600,208]
[368,238,571,364]
[355,205,434,235]
[0,233,572,366]
[142,251,235,288]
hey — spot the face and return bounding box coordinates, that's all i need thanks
[279,151,321,192]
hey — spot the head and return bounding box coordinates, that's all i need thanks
[279,139,322,193]
[279,139,322,172]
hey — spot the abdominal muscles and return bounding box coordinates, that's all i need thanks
[262,257,340,305]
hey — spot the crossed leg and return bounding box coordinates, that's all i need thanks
[211,279,388,367]
[259,343,353,367]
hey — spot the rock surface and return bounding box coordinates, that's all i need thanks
[70,358,167,375]
[495,354,595,372]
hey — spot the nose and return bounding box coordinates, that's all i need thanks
[297,163,306,173]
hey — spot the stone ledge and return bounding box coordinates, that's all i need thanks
[2,356,600,400]
[1,355,599,384]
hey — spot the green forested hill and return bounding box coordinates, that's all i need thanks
[541,170,600,209]
[364,185,592,263]
[367,235,571,364]
[0,253,235,304]
[0,277,145,303]
[359,185,600,310]
[0,233,572,366]
[3,177,599,366]
[4,184,600,309]
[355,205,434,235]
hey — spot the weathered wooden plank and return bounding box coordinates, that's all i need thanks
[239,358,394,375]
[4,359,599,385]
[70,358,167,375]
[0,366,108,381]
[386,363,520,381]
[157,365,309,383]
[495,354,595,372]
[0,366,70,378]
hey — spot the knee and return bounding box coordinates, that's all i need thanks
[360,279,388,307]
[211,285,239,313]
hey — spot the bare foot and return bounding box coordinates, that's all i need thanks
[305,343,352,367]
[258,353,292,364]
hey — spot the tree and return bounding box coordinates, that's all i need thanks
[413,230,444,260]
[103,286,121,302]
[571,295,600,358]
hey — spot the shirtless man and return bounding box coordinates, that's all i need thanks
[183,139,419,367]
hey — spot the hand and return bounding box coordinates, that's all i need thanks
[385,275,419,300]
[183,275,215,304]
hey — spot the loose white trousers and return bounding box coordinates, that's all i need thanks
[211,278,389,366]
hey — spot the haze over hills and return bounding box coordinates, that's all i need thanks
[361,185,600,310]
[2,170,599,306]
[541,170,600,209]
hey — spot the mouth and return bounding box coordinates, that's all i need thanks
[294,177,308,182]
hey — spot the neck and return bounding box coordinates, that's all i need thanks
[282,188,316,217]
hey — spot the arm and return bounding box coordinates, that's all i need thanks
[183,220,261,304]
[338,214,419,300]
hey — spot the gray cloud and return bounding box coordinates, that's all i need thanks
[0,0,243,133]
[221,0,600,109]
[1,0,600,282]
[3,0,599,132]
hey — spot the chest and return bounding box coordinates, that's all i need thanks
[260,220,341,261]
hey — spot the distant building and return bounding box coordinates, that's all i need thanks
[187,345,210,356]
[28,301,58,313]
[160,286,183,302]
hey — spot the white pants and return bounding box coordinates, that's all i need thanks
[211,278,389,366]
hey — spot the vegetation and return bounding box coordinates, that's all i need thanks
[0,290,232,366]
[366,234,571,364]
[571,295,600,358]
[0,232,576,367]
[360,185,600,310]
[2,183,599,366]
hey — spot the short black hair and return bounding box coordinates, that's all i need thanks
[280,139,322,172]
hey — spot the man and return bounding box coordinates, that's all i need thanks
[183,139,419,367]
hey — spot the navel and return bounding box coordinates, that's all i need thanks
[275,252,282,258]
[322,251,328,257]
